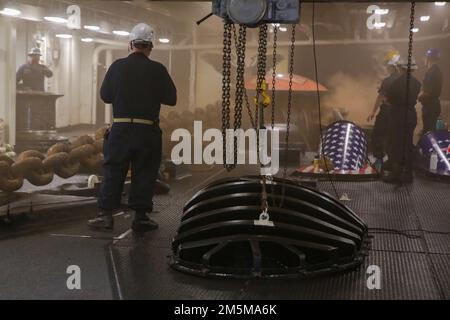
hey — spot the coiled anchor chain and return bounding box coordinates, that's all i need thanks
[0,127,107,192]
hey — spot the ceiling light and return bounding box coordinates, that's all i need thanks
[278,26,288,32]
[81,38,93,43]
[113,30,130,37]
[84,25,100,31]
[412,27,419,33]
[0,7,21,16]
[56,34,72,39]
[420,16,430,22]
[158,38,170,44]
[374,22,386,29]
[44,16,68,24]
[276,74,284,78]
[435,2,446,6]
[375,8,389,15]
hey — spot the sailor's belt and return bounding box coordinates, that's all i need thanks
[113,118,157,125]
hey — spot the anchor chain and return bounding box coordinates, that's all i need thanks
[0,128,106,192]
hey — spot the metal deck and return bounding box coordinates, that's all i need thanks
[110,166,450,300]
[0,166,449,299]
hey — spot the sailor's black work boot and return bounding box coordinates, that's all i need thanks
[87,211,114,230]
[132,211,159,232]
[401,167,414,184]
[382,164,402,184]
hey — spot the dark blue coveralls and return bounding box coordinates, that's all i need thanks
[16,63,53,91]
[420,64,443,134]
[98,52,177,213]
[372,73,397,160]
[385,72,421,179]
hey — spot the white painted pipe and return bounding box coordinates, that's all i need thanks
[91,44,123,125]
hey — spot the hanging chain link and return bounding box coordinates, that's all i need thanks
[271,26,278,130]
[234,25,246,132]
[278,24,296,208]
[221,22,232,170]
[269,25,278,211]
[401,2,415,172]
[229,24,248,170]
[254,24,269,215]
[255,24,268,152]
[406,2,415,106]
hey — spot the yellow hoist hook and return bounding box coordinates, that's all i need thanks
[254,79,271,108]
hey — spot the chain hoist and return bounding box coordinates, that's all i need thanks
[218,17,296,216]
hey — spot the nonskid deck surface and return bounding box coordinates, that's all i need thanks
[110,167,450,300]
[0,166,449,299]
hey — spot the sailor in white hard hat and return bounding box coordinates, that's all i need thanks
[16,47,53,91]
[88,23,177,233]
[367,49,401,172]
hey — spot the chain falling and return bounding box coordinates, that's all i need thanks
[220,21,296,213]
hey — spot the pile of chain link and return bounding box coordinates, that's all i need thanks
[0,127,107,193]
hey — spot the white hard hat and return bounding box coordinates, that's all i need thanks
[398,56,418,70]
[28,48,42,56]
[129,23,154,44]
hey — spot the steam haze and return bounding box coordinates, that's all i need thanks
[323,72,379,125]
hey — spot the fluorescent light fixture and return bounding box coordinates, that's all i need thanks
[81,38,93,43]
[113,30,129,36]
[158,38,170,44]
[276,74,284,78]
[279,26,288,32]
[56,34,72,39]
[84,25,100,31]
[435,2,446,6]
[44,16,68,24]
[412,27,419,33]
[420,15,430,22]
[375,8,389,15]
[271,23,280,27]
[374,22,386,29]
[0,7,21,16]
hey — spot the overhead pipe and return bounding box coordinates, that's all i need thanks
[150,32,450,51]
